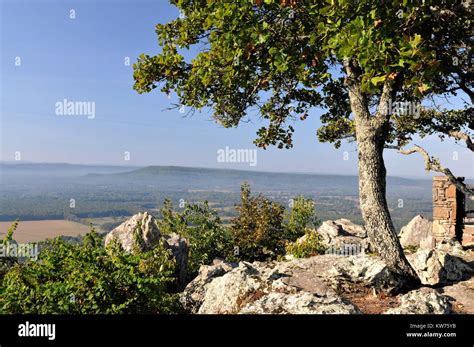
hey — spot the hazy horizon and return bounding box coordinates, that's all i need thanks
[2,160,473,180]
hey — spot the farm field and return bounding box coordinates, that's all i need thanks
[0,220,92,243]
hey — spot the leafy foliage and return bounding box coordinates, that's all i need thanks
[158,186,321,263]
[285,230,326,259]
[158,199,234,276]
[284,195,320,239]
[133,0,472,150]
[0,230,180,314]
[0,220,20,286]
[231,183,287,261]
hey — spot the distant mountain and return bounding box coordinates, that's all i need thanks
[80,165,433,197]
[0,162,436,197]
[0,163,138,180]
[0,162,438,229]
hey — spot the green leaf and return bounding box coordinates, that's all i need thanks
[370,75,387,86]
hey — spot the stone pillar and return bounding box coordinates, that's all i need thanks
[432,176,464,245]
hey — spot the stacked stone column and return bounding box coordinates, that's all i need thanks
[432,176,463,245]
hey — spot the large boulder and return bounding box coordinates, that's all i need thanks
[440,278,474,314]
[407,249,473,286]
[181,254,407,314]
[306,219,370,254]
[273,254,405,295]
[385,288,451,314]
[163,232,189,288]
[105,212,160,253]
[399,215,433,250]
[197,262,268,314]
[105,212,189,287]
[180,259,237,313]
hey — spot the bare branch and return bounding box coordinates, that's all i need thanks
[449,130,474,152]
[399,145,474,196]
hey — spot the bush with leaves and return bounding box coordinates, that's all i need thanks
[285,230,326,259]
[158,199,234,277]
[0,220,20,286]
[284,196,320,240]
[0,230,180,314]
[231,183,287,261]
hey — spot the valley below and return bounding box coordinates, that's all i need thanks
[0,162,440,242]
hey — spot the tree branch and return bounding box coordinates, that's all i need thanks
[375,81,394,126]
[399,145,474,196]
[449,130,474,152]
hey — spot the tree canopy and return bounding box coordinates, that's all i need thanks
[134,0,471,158]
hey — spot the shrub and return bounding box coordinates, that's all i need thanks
[0,230,180,314]
[284,196,320,240]
[158,200,234,277]
[0,220,20,284]
[231,183,287,261]
[285,230,326,259]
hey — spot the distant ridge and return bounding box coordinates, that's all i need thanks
[96,164,425,183]
[3,162,471,183]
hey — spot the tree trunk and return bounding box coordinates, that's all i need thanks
[357,126,420,287]
[344,61,420,289]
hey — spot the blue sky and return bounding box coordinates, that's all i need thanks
[1,0,472,178]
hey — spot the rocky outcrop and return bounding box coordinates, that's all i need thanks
[197,262,268,314]
[407,249,473,286]
[105,212,161,253]
[440,278,474,314]
[306,219,370,254]
[105,212,189,287]
[273,254,405,295]
[163,233,190,288]
[179,217,473,314]
[385,288,451,314]
[399,215,433,250]
[435,239,468,257]
[181,254,406,314]
[240,292,361,314]
[180,259,237,313]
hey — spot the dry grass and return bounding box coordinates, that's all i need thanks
[0,220,92,243]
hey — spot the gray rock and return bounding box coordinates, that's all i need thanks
[197,262,268,314]
[435,239,466,256]
[104,212,160,253]
[240,292,361,314]
[163,232,189,288]
[314,219,370,253]
[399,215,433,250]
[180,258,237,313]
[407,249,473,286]
[440,278,474,314]
[273,254,405,295]
[104,212,189,287]
[385,288,451,314]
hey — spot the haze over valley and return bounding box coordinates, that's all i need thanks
[0,162,440,241]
